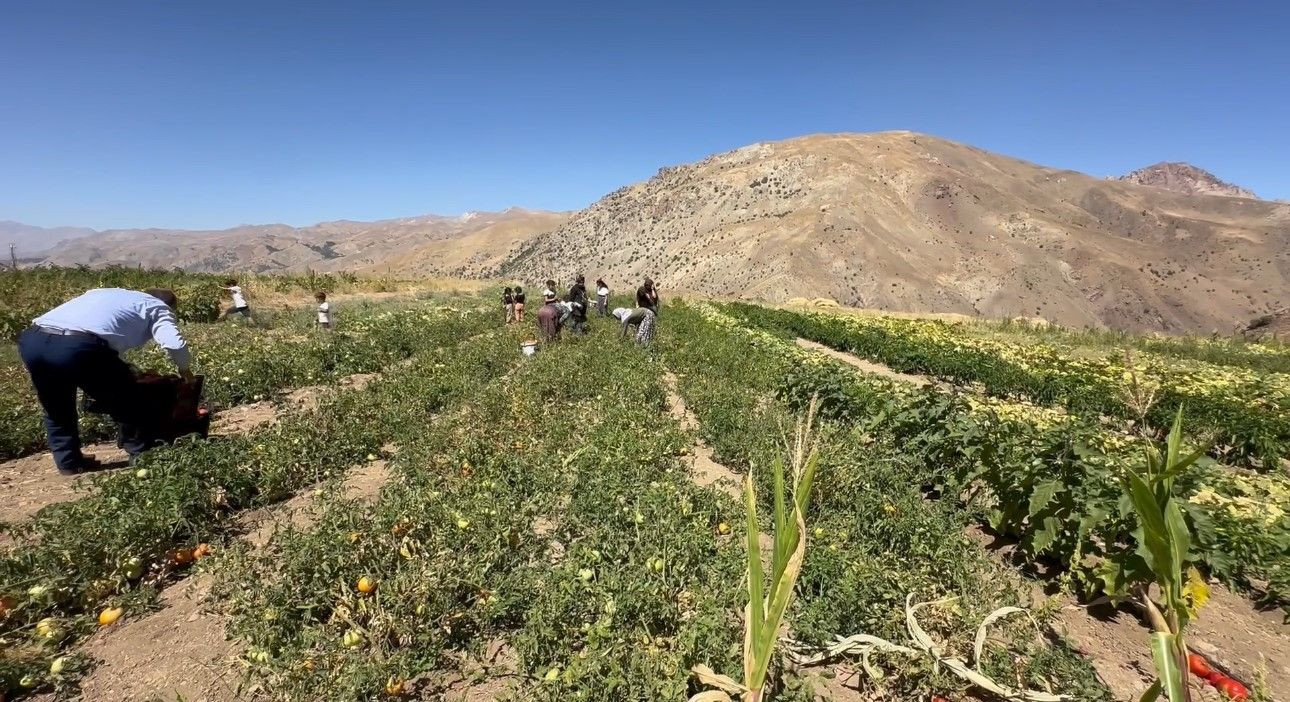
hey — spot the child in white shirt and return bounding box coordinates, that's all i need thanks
[223,279,251,319]
[315,291,332,330]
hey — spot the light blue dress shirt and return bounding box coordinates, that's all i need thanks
[32,288,192,371]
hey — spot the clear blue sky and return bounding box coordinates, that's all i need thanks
[3,1,1287,230]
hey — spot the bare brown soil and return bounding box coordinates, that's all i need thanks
[51,458,393,702]
[0,375,376,526]
[663,372,743,501]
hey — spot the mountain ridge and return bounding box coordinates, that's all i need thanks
[16,131,1289,333]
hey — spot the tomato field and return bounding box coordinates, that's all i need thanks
[0,272,1285,701]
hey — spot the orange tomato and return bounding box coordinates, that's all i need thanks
[98,606,124,627]
[357,576,377,595]
[193,543,213,560]
[168,547,195,566]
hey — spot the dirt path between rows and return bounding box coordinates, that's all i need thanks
[663,373,742,501]
[662,372,871,701]
[54,346,497,701]
[0,374,376,526]
[47,457,394,702]
[970,526,1288,701]
[795,338,933,386]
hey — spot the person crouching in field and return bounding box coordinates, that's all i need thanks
[222,279,251,320]
[613,306,656,345]
[513,286,526,323]
[316,291,332,331]
[537,288,562,342]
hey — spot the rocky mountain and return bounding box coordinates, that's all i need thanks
[38,209,569,274]
[1119,162,1259,199]
[21,132,1288,333]
[491,132,1286,333]
[0,221,97,257]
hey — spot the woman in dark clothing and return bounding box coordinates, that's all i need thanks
[636,278,660,315]
[567,275,589,334]
[513,286,527,323]
[502,287,515,324]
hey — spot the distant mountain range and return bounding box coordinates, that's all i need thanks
[9,133,1287,333]
[31,209,570,274]
[0,221,97,258]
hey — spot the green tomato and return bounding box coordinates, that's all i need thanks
[35,617,61,640]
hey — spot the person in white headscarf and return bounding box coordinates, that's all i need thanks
[612,307,656,345]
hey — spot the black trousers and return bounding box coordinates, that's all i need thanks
[17,329,154,470]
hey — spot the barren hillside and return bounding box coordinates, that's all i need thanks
[493,132,1287,333]
[38,209,569,274]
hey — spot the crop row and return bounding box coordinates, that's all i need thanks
[0,302,485,461]
[975,317,1290,375]
[659,304,1112,699]
[696,303,1288,617]
[205,322,761,700]
[724,303,1290,469]
[0,310,505,697]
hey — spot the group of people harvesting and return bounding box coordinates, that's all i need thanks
[503,275,660,345]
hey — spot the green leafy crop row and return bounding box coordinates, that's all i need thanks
[660,303,1112,700]
[0,302,481,461]
[0,306,497,697]
[705,303,1288,618]
[724,303,1290,469]
[211,322,760,700]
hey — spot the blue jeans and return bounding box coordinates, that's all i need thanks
[18,328,153,470]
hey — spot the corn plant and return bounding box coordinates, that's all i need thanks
[689,399,820,702]
[1128,408,1209,702]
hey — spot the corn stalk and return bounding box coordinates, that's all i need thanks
[1128,407,1208,702]
[688,398,821,702]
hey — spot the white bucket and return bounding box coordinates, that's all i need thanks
[520,342,538,357]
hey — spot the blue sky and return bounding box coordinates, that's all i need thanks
[3,1,1287,230]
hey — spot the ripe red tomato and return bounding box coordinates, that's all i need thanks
[1212,676,1249,701]
[931,697,950,702]
[1187,652,1213,678]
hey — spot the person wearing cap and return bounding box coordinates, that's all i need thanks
[18,288,194,475]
